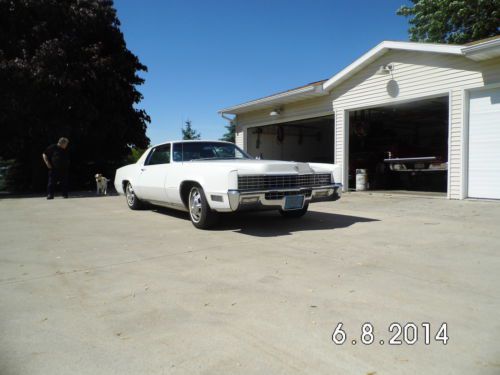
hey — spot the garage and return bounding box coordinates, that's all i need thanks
[468,87,500,199]
[246,115,334,163]
[348,96,449,193]
[220,37,500,200]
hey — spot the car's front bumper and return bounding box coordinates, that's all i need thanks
[227,183,342,212]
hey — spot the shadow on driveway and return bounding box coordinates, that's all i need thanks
[0,190,119,199]
[152,207,379,237]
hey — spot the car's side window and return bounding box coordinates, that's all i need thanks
[145,144,171,165]
[173,143,182,162]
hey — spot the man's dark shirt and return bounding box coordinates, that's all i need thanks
[44,144,69,170]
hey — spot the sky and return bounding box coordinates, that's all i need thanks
[114,0,411,145]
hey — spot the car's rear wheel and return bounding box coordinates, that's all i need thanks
[188,186,218,229]
[125,182,144,210]
[279,203,309,218]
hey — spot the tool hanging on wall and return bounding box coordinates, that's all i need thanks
[255,127,263,149]
[277,126,284,143]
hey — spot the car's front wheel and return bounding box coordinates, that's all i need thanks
[188,186,218,229]
[125,182,144,210]
[279,203,309,218]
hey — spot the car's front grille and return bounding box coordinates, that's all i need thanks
[238,174,331,191]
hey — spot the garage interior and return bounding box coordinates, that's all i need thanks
[348,96,449,193]
[246,115,334,163]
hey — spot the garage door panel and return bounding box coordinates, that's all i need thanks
[468,88,500,199]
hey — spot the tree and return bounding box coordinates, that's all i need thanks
[182,120,201,140]
[126,147,146,164]
[220,121,235,143]
[397,0,500,44]
[0,0,150,191]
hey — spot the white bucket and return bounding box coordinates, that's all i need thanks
[356,169,368,191]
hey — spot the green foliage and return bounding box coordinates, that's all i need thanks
[397,0,500,44]
[182,120,201,140]
[220,121,236,143]
[126,147,146,164]
[0,0,150,191]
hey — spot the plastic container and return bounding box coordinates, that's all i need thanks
[356,169,368,191]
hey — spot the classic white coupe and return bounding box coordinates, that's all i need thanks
[115,140,342,229]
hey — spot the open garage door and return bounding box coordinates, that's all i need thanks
[246,115,334,163]
[348,96,449,194]
[468,87,500,200]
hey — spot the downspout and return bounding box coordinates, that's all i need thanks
[219,112,235,123]
[219,112,237,144]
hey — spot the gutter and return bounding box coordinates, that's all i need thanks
[462,38,500,61]
[219,83,326,115]
[220,112,235,125]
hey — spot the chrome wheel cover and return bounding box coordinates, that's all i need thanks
[189,188,202,223]
[126,183,135,206]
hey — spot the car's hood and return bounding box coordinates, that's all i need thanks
[186,159,316,174]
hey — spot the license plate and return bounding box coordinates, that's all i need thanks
[415,163,425,169]
[284,195,304,210]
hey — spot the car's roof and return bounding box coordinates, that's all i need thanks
[151,140,234,148]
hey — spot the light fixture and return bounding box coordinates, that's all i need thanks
[269,107,282,116]
[375,63,394,75]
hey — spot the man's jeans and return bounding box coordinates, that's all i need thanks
[47,169,69,197]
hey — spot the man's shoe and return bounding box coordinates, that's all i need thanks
[47,195,54,200]
[62,194,68,199]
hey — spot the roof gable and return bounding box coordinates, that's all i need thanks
[322,41,463,91]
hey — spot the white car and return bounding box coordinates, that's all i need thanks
[114,140,342,229]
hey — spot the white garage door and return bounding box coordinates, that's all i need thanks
[468,87,500,199]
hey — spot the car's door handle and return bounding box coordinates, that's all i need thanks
[141,168,146,171]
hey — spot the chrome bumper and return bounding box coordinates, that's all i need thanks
[227,183,342,212]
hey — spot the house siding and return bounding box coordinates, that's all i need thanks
[235,125,244,149]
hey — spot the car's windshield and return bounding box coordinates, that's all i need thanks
[172,142,251,162]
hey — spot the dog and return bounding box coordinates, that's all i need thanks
[95,173,110,195]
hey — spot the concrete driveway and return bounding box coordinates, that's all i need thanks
[0,193,499,374]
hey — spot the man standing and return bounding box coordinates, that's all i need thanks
[42,137,70,199]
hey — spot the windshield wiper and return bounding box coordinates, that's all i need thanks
[192,157,242,161]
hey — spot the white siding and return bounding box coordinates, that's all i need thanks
[235,125,244,149]
[449,89,463,197]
